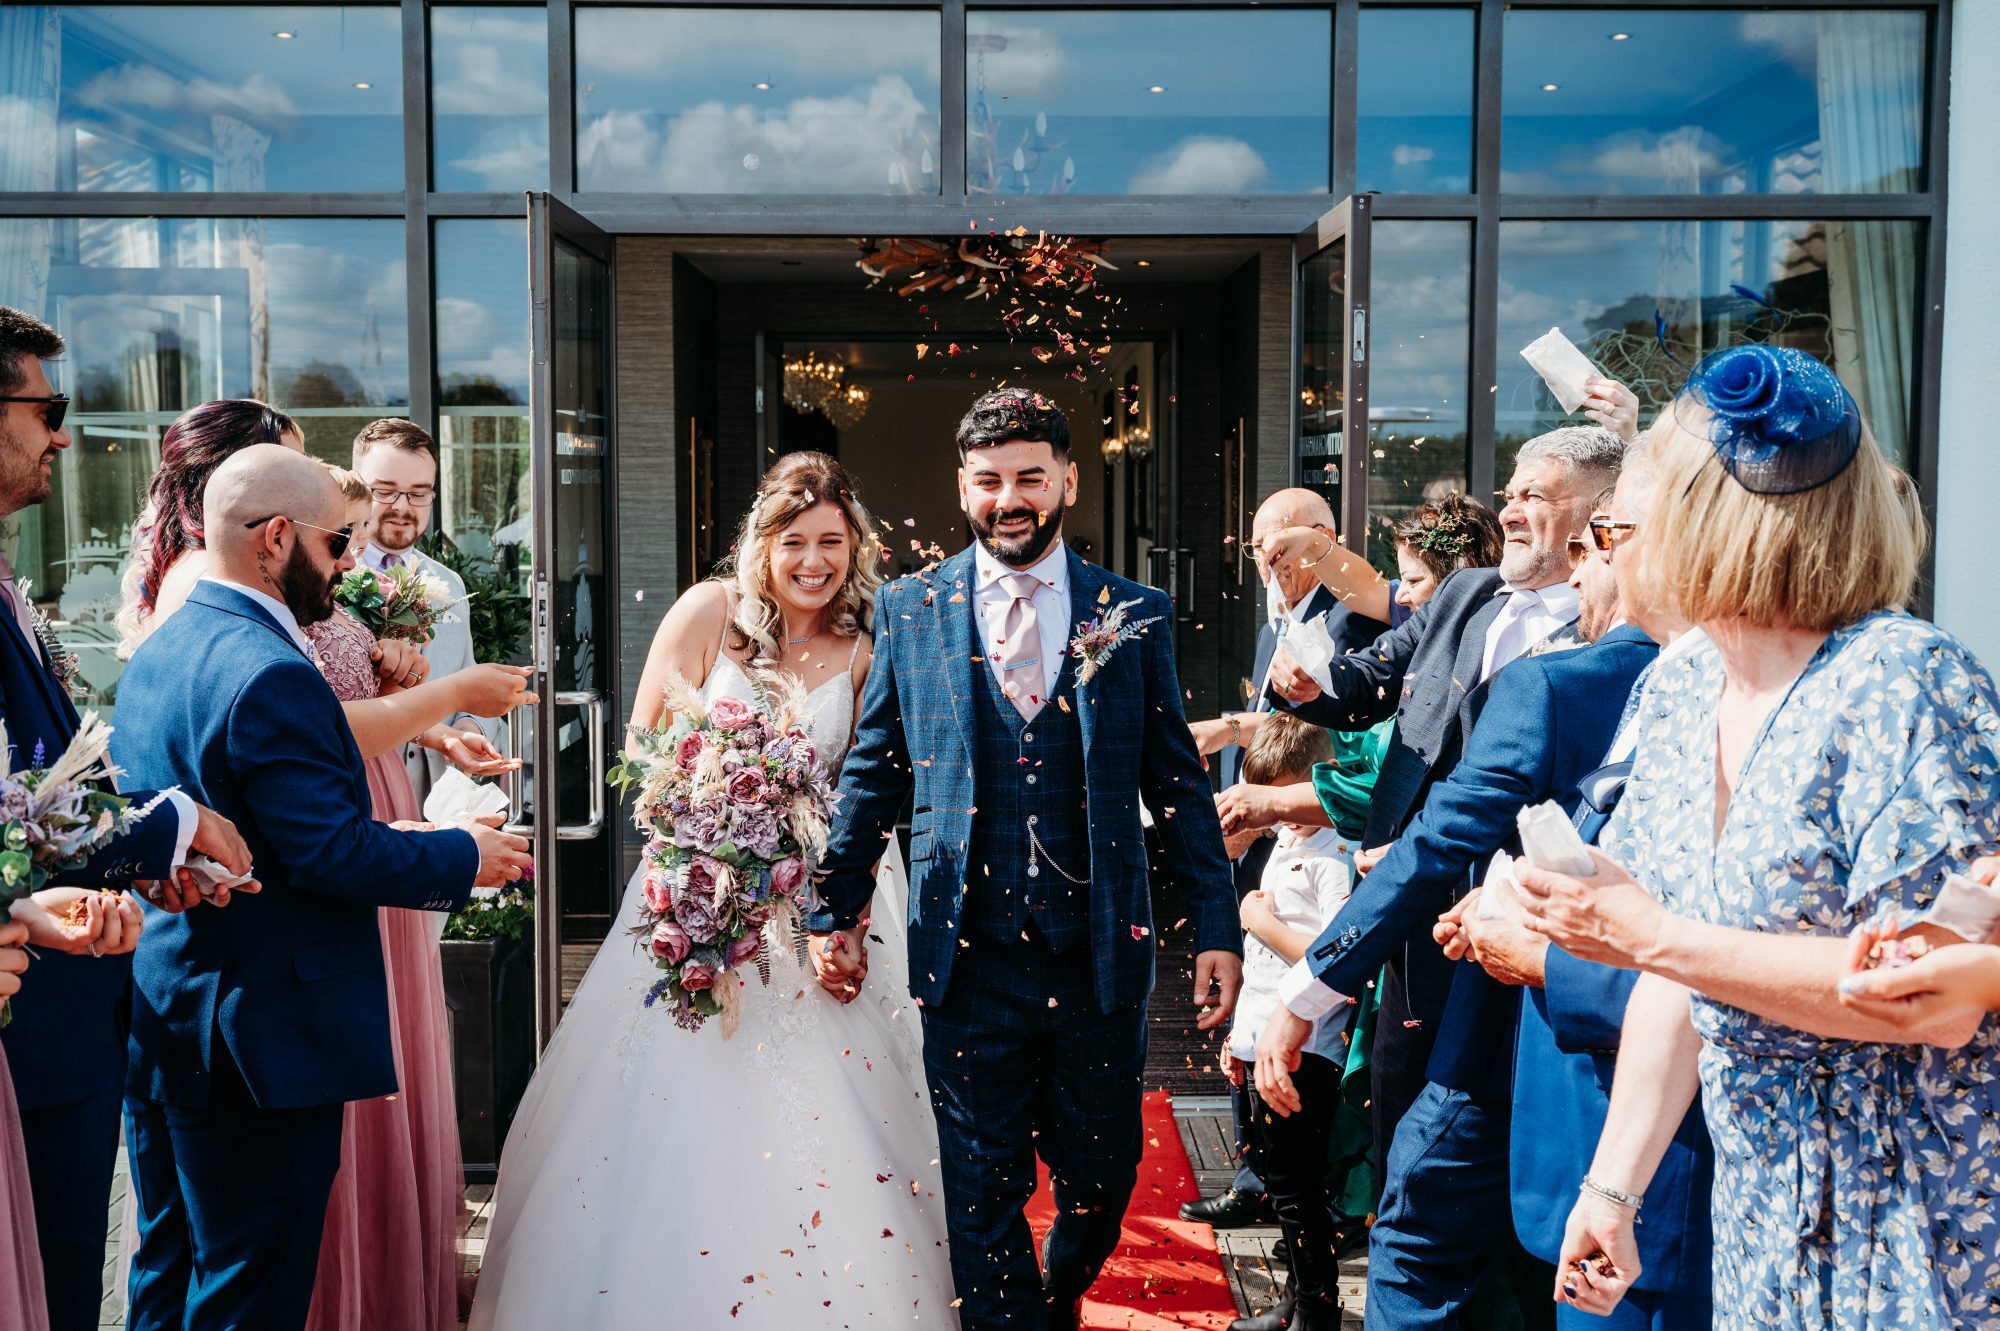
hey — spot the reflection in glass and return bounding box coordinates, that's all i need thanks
[1495,219,1923,478]
[0,215,407,708]
[575,8,940,194]
[1367,224,1471,570]
[0,6,402,194]
[1298,235,1346,520]
[435,219,530,552]
[1502,10,1927,195]
[432,7,550,192]
[1358,8,1473,194]
[966,9,1329,195]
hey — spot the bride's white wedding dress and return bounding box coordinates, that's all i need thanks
[469,655,956,1329]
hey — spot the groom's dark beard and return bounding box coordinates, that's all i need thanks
[280,542,339,626]
[968,502,1068,567]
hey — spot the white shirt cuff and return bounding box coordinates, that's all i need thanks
[1277,960,1347,1022]
[162,789,199,868]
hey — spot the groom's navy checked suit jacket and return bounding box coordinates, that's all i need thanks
[810,545,1239,1014]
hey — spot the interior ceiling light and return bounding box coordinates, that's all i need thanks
[1610,32,1631,41]
[354,81,372,89]
[1147,85,1167,94]
[273,30,296,39]
[753,81,772,91]
[1541,83,1560,92]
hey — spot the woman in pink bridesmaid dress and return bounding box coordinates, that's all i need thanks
[0,918,47,1331]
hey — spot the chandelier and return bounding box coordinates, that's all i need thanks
[782,352,870,430]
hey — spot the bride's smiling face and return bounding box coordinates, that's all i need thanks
[767,500,852,617]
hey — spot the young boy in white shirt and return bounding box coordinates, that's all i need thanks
[1223,714,1354,1331]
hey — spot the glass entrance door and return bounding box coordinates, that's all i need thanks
[521,194,619,1049]
[1293,195,1373,552]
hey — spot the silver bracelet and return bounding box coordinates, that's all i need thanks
[1579,1175,1644,1211]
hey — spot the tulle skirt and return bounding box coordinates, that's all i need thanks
[0,1041,48,1331]
[468,840,958,1330]
[306,751,465,1331]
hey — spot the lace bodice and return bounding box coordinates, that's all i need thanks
[701,648,856,778]
[304,610,382,702]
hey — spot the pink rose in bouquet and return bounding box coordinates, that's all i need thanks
[769,856,807,899]
[641,864,675,914]
[728,931,764,967]
[679,958,719,992]
[725,767,767,807]
[706,695,756,731]
[674,731,706,772]
[650,918,692,963]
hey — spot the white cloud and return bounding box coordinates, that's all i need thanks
[71,64,298,130]
[1391,144,1436,167]
[1588,127,1726,185]
[446,127,551,192]
[578,75,930,193]
[1127,137,1269,194]
[433,43,533,118]
[577,9,934,81]
[436,295,529,394]
[965,23,1073,102]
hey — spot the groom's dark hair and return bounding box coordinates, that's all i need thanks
[955,387,1070,462]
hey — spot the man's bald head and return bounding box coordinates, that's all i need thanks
[204,444,352,623]
[1251,487,1337,606]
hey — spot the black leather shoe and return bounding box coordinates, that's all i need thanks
[1179,1187,1274,1229]
[1228,1287,1294,1331]
[1285,1296,1344,1331]
[1269,1238,1290,1267]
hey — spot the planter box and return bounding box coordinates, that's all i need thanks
[442,935,536,1183]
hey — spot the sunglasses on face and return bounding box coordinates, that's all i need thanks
[243,514,355,560]
[0,394,68,433]
[1564,535,1593,570]
[1588,516,1640,553]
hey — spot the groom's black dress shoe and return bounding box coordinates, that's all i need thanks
[1229,1287,1294,1331]
[1179,1187,1275,1229]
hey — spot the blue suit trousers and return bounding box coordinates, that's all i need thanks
[920,938,1147,1329]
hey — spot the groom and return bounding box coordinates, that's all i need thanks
[810,388,1241,1330]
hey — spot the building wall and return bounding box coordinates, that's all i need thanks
[1935,0,2000,666]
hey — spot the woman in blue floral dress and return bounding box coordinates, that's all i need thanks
[1512,346,2000,1331]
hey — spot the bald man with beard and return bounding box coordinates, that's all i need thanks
[111,445,531,1331]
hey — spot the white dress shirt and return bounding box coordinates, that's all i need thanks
[973,542,1070,701]
[1227,826,1354,1062]
[1277,576,1583,1026]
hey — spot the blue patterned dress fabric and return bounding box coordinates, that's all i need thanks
[1603,612,2000,1330]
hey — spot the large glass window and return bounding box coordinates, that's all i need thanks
[966,9,1330,195]
[1502,10,1927,195]
[434,218,529,554]
[1358,8,1474,194]
[0,6,403,194]
[574,8,941,194]
[1366,222,1471,569]
[1495,219,1923,477]
[432,7,550,193]
[0,215,408,707]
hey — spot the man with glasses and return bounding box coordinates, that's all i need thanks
[351,419,501,806]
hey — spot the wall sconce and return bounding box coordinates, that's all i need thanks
[1126,425,1153,461]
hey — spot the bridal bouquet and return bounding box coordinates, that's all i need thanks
[334,563,456,646]
[0,711,168,1024]
[608,672,836,1035]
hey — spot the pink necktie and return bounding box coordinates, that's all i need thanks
[994,571,1046,720]
[0,555,40,664]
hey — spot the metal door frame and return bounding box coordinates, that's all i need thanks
[1290,193,1373,554]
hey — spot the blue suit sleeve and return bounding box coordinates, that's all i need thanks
[54,787,182,885]
[227,658,479,911]
[1303,657,1559,995]
[808,589,911,933]
[1542,947,1641,1054]
[1135,590,1240,957]
[1268,599,1429,733]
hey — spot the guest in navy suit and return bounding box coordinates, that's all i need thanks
[1180,487,1386,1232]
[1497,451,1713,1331]
[0,308,260,1331]
[809,390,1240,1331]
[112,445,531,1331]
[1242,428,1625,1197]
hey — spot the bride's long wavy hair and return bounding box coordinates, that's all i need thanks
[716,452,884,669]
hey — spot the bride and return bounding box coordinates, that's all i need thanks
[469,452,957,1329]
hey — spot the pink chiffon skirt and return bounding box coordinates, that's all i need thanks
[306,752,466,1331]
[0,1042,48,1331]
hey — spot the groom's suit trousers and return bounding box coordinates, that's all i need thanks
[921,937,1147,1329]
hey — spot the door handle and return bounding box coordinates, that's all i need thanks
[554,689,607,841]
[503,707,531,837]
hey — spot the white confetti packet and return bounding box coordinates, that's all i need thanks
[1515,801,1596,877]
[1519,327,1600,414]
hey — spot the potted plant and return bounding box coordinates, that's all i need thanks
[442,873,535,1180]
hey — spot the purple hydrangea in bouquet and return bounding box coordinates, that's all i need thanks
[608,671,835,1035]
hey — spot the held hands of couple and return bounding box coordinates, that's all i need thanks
[809,925,870,1003]
[1554,1189,1643,1315]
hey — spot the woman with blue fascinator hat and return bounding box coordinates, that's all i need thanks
[1503,343,2000,1331]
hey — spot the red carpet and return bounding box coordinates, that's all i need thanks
[1026,1092,1239,1329]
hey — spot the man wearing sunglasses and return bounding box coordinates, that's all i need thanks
[0,306,266,1331]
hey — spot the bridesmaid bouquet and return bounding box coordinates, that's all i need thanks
[0,711,168,1024]
[608,671,836,1035]
[334,563,455,646]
